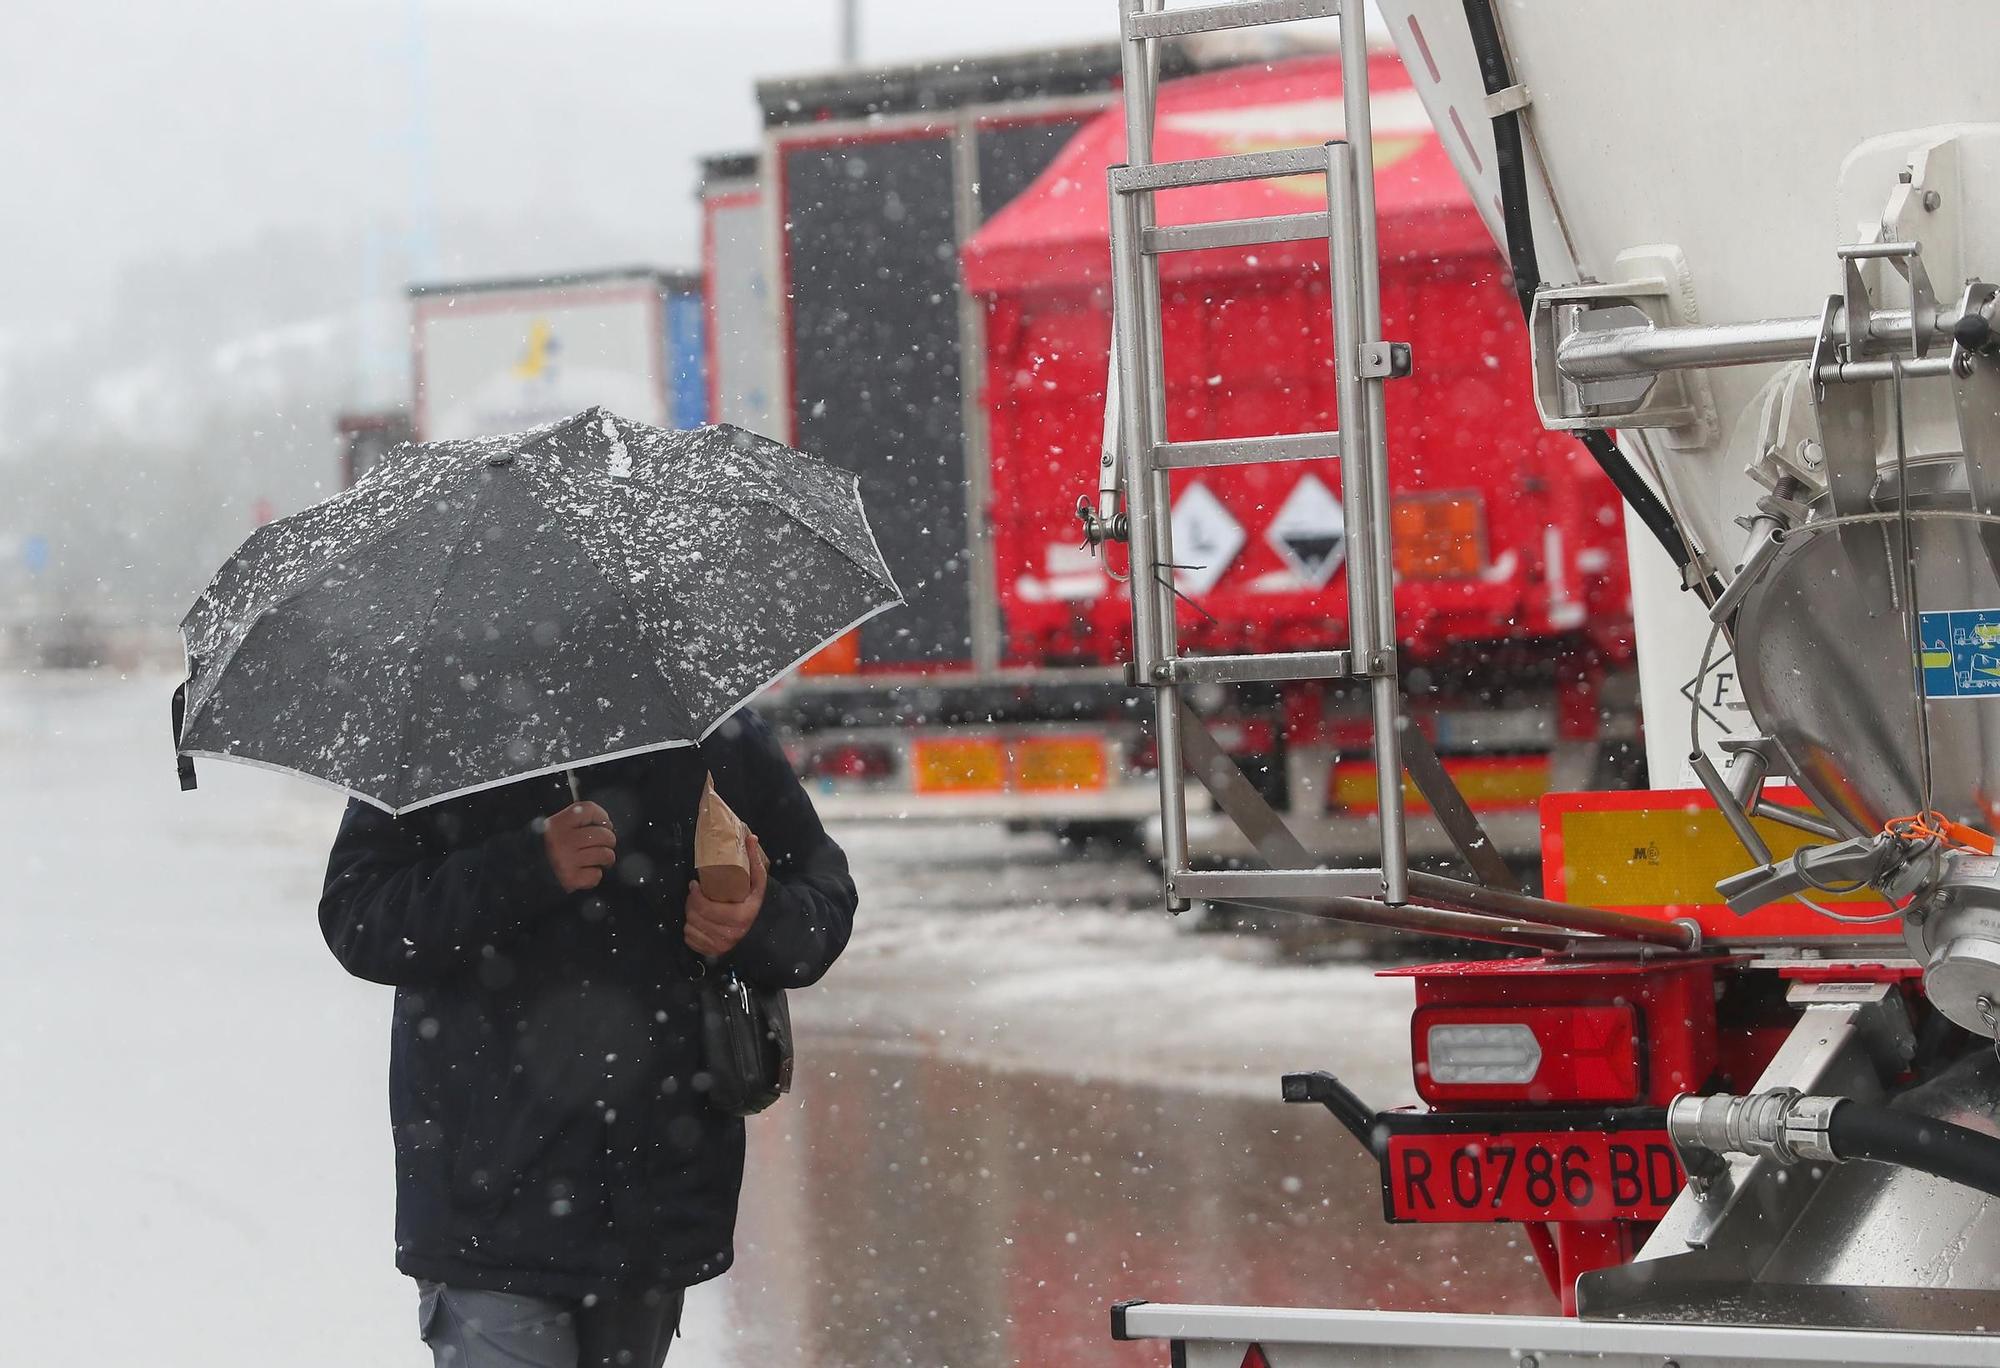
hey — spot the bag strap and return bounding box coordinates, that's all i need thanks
[171,681,197,791]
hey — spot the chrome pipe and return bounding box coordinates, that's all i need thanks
[1405,871,1700,949]
[1554,307,1949,382]
[1239,899,1580,953]
[1689,749,1773,866]
[1819,354,1958,384]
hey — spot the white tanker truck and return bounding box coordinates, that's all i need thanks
[1075,2,2000,1362]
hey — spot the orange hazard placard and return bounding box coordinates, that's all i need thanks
[1540,788,1901,943]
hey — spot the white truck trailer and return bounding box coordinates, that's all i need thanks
[407,266,707,444]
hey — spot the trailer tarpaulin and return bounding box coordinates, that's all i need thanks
[961,54,1489,295]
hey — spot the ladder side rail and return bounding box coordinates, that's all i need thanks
[1108,172,1193,910]
[1324,144,1373,661]
[1109,187,1162,684]
[1117,0,1164,167]
[1117,0,1193,907]
[1097,0,1164,532]
[1139,230,1192,900]
[1339,14,1409,903]
[1325,142,1377,675]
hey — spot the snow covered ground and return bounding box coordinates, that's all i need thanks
[0,672,1542,1365]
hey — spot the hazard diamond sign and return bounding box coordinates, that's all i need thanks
[1170,481,1245,595]
[1266,472,1347,588]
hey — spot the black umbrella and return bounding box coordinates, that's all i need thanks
[174,407,902,813]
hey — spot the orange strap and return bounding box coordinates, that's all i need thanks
[1886,811,1997,855]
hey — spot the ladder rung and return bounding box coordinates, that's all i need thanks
[1171,868,1385,902]
[1112,145,1330,194]
[1124,0,1341,41]
[1170,650,1353,684]
[1143,212,1329,254]
[1154,431,1340,468]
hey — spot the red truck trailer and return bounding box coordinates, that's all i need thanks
[716,44,1639,866]
[962,52,1638,865]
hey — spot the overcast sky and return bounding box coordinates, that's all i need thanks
[4,0,1122,332]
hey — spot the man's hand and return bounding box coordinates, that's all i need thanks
[542,801,616,893]
[685,834,768,957]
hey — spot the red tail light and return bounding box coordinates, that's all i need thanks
[803,741,896,782]
[1412,1005,1642,1106]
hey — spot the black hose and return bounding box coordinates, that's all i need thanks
[1827,1099,2000,1200]
[1458,0,1537,322]
[1458,0,1720,603]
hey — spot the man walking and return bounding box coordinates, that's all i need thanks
[319,710,855,1367]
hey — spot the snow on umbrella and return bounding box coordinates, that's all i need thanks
[172,407,902,813]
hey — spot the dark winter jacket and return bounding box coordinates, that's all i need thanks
[318,710,855,1298]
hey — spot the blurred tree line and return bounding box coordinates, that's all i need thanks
[0,212,633,667]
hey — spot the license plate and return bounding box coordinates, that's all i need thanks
[1381,1128,1681,1223]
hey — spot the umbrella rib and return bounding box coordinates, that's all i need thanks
[562,530,705,740]
[187,446,460,638]
[517,466,704,740]
[733,485,901,595]
[181,461,487,730]
[387,471,502,791]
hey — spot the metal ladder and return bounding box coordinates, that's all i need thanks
[1096,0,1704,952]
[1099,0,1421,915]
[1094,4,1698,953]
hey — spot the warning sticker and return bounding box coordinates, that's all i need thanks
[1919,609,2000,698]
[1266,473,1348,588]
[1169,481,1245,595]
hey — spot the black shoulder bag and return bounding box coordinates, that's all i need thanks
[692,759,794,1117]
[696,960,794,1116]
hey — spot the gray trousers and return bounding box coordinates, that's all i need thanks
[417,1280,683,1368]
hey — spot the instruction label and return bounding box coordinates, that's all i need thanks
[1919,609,2000,698]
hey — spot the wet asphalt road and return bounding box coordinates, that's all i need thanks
[0,674,1548,1366]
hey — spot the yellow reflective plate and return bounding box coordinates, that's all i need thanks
[913,738,1006,793]
[1011,737,1108,792]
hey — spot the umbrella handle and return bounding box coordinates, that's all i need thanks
[566,770,581,803]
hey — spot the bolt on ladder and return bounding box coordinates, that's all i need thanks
[1101,0,1410,912]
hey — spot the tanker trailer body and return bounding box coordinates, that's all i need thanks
[1071,3,2000,1364]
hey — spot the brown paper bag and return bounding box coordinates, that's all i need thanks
[696,776,755,902]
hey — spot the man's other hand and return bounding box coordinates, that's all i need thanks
[685,834,768,956]
[542,801,617,892]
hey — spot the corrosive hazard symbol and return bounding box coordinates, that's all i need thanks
[1266,473,1347,588]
